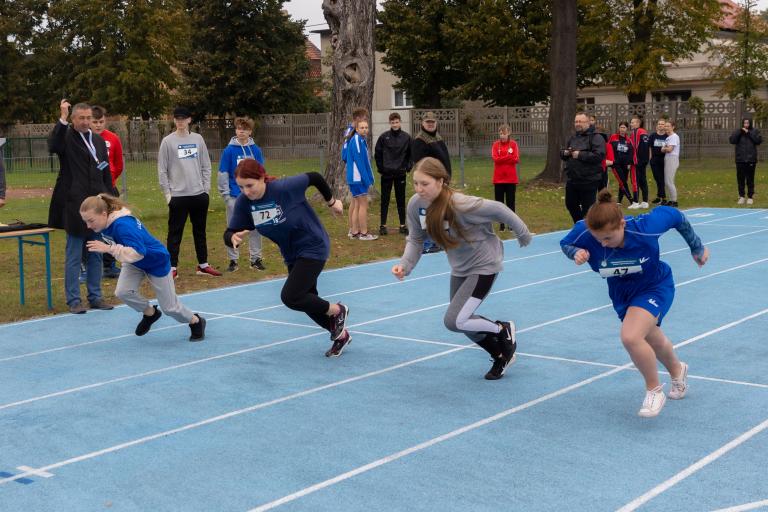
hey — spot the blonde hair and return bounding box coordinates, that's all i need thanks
[80,194,126,215]
[412,157,469,250]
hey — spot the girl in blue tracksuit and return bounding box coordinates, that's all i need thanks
[223,158,352,357]
[342,119,377,240]
[80,194,206,341]
[560,189,709,417]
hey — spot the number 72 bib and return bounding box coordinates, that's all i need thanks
[251,201,283,227]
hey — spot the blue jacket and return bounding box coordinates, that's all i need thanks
[218,137,265,198]
[343,132,374,188]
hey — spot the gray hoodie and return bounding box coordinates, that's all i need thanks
[158,131,211,198]
[400,192,532,277]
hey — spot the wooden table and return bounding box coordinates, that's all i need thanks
[0,227,54,309]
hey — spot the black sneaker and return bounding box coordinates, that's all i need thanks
[652,197,662,204]
[227,260,239,272]
[484,321,516,380]
[325,329,352,357]
[660,199,669,206]
[499,224,506,232]
[329,303,349,340]
[399,225,408,235]
[135,305,162,336]
[250,258,266,271]
[668,200,679,208]
[379,225,388,236]
[189,314,206,342]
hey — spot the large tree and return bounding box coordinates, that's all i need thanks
[181,0,317,117]
[708,0,768,99]
[322,0,376,197]
[579,0,722,103]
[538,0,577,182]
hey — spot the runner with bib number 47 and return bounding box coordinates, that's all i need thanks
[223,159,352,357]
[560,189,709,418]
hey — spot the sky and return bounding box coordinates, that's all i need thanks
[285,0,768,48]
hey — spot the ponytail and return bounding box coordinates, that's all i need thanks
[585,189,623,231]
[413,157,467,250]
[80,193,126,216]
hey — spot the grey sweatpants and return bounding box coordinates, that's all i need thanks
[444,274,500,343]
[225,197,262,261]
[115,263,194,323]
[664,155,679,201]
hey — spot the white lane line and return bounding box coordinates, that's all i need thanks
[0,346,470,486]
[694,209,768,225]
[617,419,768,512]
[2,257,765,411]
[246,312,768,512]
[710,499,768,512]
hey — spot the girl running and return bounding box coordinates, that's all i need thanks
[224,159,351,357]
[80,194,206,341]
[392,157,533,380]
[560,189,709,417]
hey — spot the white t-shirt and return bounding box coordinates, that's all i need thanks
[664,133,680,157]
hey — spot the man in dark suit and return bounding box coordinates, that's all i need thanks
[48,99,114,313]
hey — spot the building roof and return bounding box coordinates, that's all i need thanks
[719,0,740,31]
[305,40,321,61]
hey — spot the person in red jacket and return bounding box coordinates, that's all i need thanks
[491,124,519,231]
[606,121,637,207]
[629,115,650,209]
[91,106,124,195]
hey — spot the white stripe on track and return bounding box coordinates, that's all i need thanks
[710,499,768,512]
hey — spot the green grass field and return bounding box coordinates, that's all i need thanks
[0,155,764,323]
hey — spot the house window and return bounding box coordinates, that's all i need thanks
[393,89,413,108]
[652,90,691,102]
[576,97,595,105]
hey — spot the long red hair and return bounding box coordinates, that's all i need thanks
[235,159,276,182]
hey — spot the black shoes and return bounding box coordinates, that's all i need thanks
[379,225,388,236]
[250,258,266,271]
[652,197,663,204]
[189,314,206,342]
[329,303,349,340]
[484,321,517,380]
[325,329,352,357]
[227,260,239,272]
[135,305,162,336]
[399,225,408,235]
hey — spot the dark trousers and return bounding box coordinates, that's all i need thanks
[494,183,517,212]
[167,193,209,267]
[281,258,330,331]
[736,162,757,198]
[650,157,666,199]
[634,162,649,202]
[613,164,632,204]
[565,181,599,223]
[380,174,407,226]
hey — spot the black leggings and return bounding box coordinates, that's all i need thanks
[633,162,649,203]
[736,162,757,198]
[494,183,517,213]
[649,157,666,199]
[612,164,632,204]
[281,258,331,331]
[380,175,407,226]
[167,193,209,267]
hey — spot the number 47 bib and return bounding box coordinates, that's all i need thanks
[599,258,643,278]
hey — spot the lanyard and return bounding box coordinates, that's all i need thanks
[79,131,99,163]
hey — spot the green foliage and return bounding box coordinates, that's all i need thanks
[578,0,722,101]
[180,0,317,117]
[708,0,768,99]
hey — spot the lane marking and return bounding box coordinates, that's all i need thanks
[711,500,768,512]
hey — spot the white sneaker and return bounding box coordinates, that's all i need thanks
[357,232,379,241]
[747,198,754,205]
[640,202,649,209]
[737,197,746,205]
[668,362,688,400]
[638,385,666,417]
[628,202,641,209]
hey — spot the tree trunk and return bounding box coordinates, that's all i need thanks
[537,0,577,182]
[322,0,376,200]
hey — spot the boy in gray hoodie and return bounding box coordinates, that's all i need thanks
[158,106,220,277]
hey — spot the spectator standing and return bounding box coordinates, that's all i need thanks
[606,121,637,208]
[661,120,680,208]
[561,112,606,223]
[729,117,762,205]
[48,99,114,313]
[0,139,6,208]
[629,115,650,208]
[374,112,412,236]
[158,106,221,278]
[490,124,520,231]
[218,116,266,271]
[648,119,668,205]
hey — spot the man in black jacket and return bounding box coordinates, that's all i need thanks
[411,111,451,176]
[375,112,412,235]
[562,112,606,223]
[48,99,114,314]
[729,117,762,205]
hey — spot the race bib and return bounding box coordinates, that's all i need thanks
[177,144,198,159]
[599,257,644,278]
[617,143,628,153]
[251,202,283,227]
[653,139,665,147]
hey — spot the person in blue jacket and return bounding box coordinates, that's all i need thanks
[223,159,352,357]
[560,189,709,418]
[342,118,377,241]
[80,194,206,341]
[218,116,267,272]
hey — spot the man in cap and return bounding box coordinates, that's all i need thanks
[411,111,451,176]
[158,106,221,278]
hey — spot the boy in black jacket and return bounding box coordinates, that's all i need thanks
[374,112,412,235]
